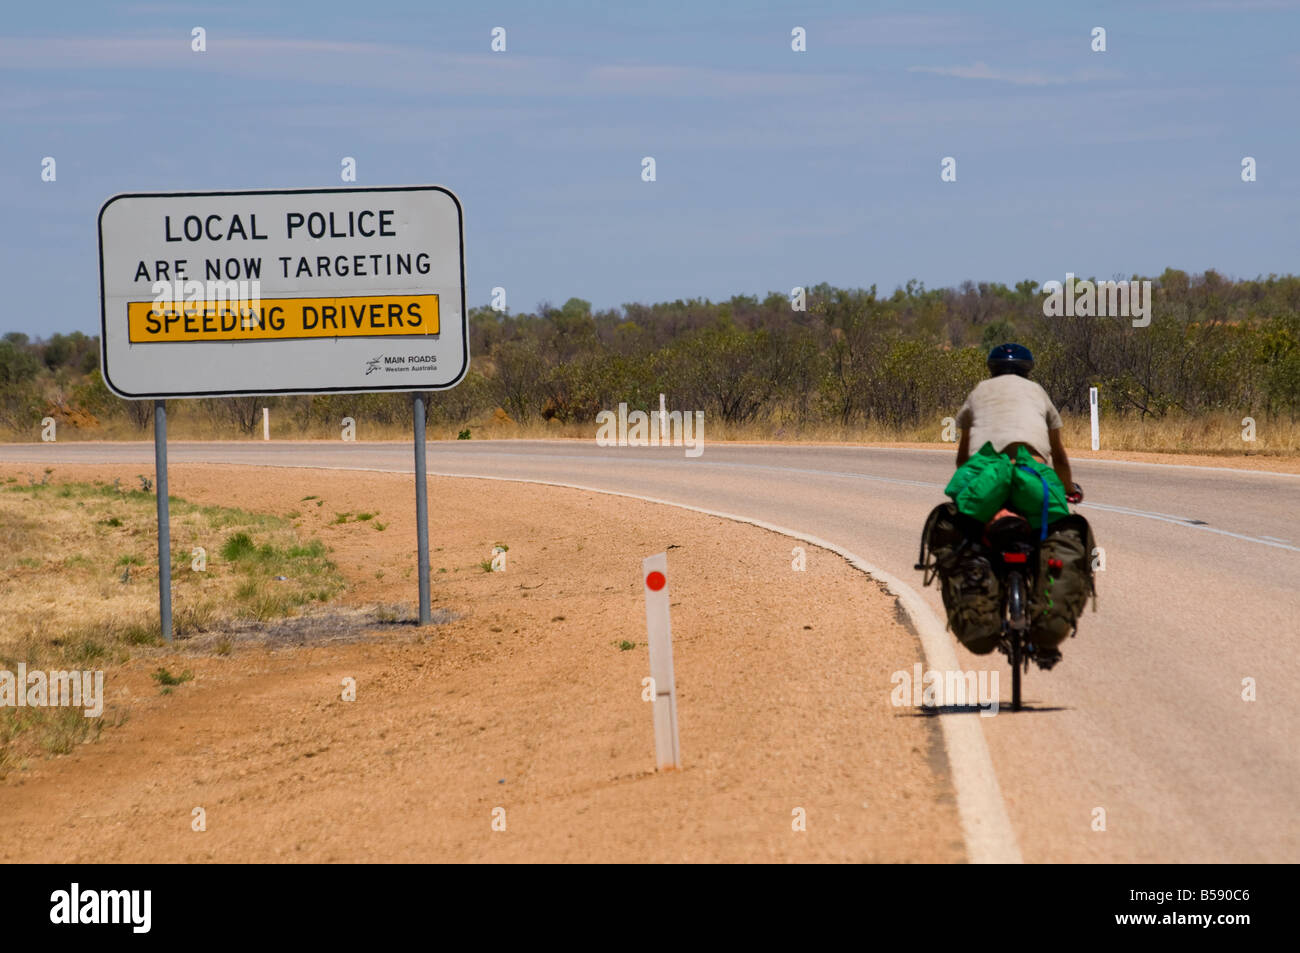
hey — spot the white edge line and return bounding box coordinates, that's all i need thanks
[227,460,1025,865]
[1080,501,1300,552]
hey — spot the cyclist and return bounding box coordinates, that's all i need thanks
[945,343,1090,669]
[955,343,1081,504]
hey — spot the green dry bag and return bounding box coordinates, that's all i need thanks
[945,442,1069,529]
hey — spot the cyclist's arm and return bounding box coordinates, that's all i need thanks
[1048,428,1073,489]
[956,427,971,467]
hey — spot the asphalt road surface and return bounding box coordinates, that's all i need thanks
[5,439,1297,863]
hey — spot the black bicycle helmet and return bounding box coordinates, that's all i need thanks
[987,342,1034,377]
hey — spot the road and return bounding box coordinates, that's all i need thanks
[4,439,1297,863]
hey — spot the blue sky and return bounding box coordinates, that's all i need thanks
[2,0,1298,335]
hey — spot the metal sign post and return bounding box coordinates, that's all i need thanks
[413,392,431,625]
[154,400,173,642]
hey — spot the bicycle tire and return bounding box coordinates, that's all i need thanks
[1008,570,1025,711]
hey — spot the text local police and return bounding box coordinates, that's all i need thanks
[163,209,397,243]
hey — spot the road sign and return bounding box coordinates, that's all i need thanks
[98,186,466,398]
[642,552,682,771]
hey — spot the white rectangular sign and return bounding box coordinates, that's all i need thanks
[97,185,466,398]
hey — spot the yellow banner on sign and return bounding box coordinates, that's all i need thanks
[127,295,440,343]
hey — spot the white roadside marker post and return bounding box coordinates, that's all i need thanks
[642,552,681,771]
[659,393,667,442]
[1089,386,1100,451]
[263,407,270,441]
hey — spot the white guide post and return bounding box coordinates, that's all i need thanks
[1089,387,1099,451]
[642,552,681,771]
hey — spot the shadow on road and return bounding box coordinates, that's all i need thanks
[899,704,1071,716]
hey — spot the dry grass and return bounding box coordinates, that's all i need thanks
[0,477,344,774]
[1056,412,1299,455]
[0,478,341,648]
[4,401,1296,456]
[433,410,1300,456]
[0,705,120,776]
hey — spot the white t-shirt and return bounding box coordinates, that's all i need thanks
[956,375,1063,461]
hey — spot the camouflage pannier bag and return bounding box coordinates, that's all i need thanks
[1028,514,1098,648]
[917,502,1002,655]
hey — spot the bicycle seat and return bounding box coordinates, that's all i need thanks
[984,508,1033,550]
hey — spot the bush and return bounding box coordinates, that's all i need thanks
[220,532,256,562]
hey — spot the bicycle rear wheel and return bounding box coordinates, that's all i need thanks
[1007,571,1025,711]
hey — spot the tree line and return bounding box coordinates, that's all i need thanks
[3,268,1298,437]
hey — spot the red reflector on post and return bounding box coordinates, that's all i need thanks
[1003,552,1028,563]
